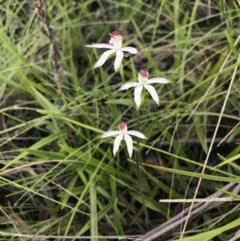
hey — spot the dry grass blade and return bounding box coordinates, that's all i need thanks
[159,197,239,203]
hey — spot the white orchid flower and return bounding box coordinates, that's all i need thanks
[85,31,138,72]
[118,69,171,108]
[101,122,147,158]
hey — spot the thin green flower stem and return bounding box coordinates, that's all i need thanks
[119,64,149,229]
[135,109,150,230]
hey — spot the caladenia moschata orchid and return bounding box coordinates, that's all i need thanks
[100,122,147,158]
[85,31,171,228]
[85,31,138,72]
[118,69,171,108]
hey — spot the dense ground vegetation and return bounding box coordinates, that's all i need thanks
[0,0,240,240]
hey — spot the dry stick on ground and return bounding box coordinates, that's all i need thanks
[229,228,240,241]
[134,181,240,241]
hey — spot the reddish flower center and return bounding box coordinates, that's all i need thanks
[138,69,149,78]
[109,31,123,49]
[118,122,127,132]
[110,31,121,36]
[138,69,149,84]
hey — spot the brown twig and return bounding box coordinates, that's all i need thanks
[134,181,240,241]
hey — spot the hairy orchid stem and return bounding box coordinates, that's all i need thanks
[119,65,149,229]
[135,109,150,230]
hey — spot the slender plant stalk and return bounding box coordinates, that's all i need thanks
[119,65,149,230]
[35,0,63,99]
[135,109,150,230]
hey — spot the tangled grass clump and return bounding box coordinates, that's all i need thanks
[0,0,240,240]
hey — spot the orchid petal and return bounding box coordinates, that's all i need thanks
[134,85,143,108]
[101,130,120,138]
[118,82,140,91]
[147,77,171,84]
[127,130,148,139]
[120,47,138,54]
[124,134,133,158]
[94,49,116,69]
[144,84,159,106]
[114,50,124,72]
[113,134,123,156]
[85,43,114,49]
